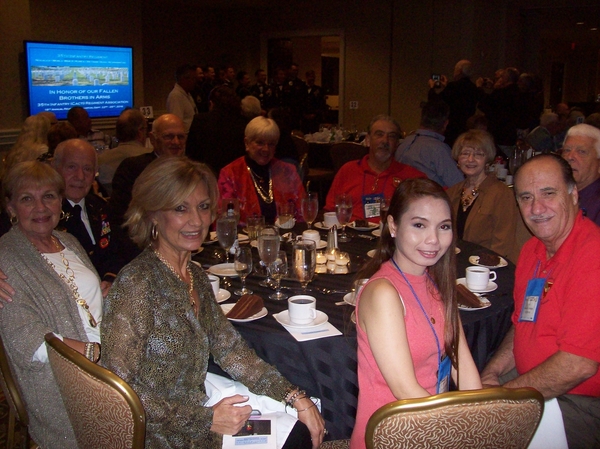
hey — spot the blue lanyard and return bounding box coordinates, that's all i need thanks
[391,258,442,364]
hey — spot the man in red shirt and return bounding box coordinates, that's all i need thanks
[481,154,600,448]
[324,115,425,223]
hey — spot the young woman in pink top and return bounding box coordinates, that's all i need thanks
[350,178,481,449]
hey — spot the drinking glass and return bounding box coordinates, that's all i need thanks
[277,201,295,229]
[269,251,288,300]
[335,193,353,242]
[246,214,265,242]
[293,238,316,292]
[234,246,253,296]
[257,226,280,287]
[216,216,237,263]
[301,192,319,229]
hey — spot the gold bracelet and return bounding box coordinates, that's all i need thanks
[296,401,316,413]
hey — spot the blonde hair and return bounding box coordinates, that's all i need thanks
[125,157,219,248]
[245,116,280,143]
[452,129,496,164]
[3,160,64,210]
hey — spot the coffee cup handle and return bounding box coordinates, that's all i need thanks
[310,309,317,319]
[489,271,497,281]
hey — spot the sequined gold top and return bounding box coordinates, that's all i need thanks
[101,249,292,448]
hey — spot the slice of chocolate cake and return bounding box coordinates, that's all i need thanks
[456,284,482,308]
[477,253,500,267]
[226,294,264,319]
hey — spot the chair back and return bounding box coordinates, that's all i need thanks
[365,387,544,449]
[292,134,310,160]
[0,334,31,449]
[330,142,368,172]
[45,333,145,449]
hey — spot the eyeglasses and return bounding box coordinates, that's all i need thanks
[161,133,187,142]
[458,150,486,160]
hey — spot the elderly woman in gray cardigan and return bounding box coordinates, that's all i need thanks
[0,161,103,449]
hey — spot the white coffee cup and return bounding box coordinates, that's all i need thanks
[207,274,220,297]
[323,212,339,228]
[465,266,497,291]
[302,229,320,246]
[288,295,317,325]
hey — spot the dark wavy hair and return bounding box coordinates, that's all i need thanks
[356,178,460,369]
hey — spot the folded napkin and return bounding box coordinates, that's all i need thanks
[273,313,342,342]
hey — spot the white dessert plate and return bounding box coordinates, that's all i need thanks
[221,303,267,322]
[371,229,381,237]
[468,255,508,269]
[208,263,239,277]
[347,221,378,231]
[458,295,492,311]
[204,232,249,245]
[367,249,376,258]
[456,278,498,293]
[274,310,329,329]
[216,289,231,303]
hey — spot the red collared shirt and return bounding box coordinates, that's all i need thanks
[512,211,600,396]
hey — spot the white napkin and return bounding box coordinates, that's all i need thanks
[273,313,342,342]
[527,398,568,449]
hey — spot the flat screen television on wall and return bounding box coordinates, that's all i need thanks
[24,41,133,120]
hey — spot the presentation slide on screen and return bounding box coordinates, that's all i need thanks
[26,42,133,119]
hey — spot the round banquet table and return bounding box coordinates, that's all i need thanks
[195,225,515,440]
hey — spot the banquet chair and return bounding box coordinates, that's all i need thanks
[0,335,34,449]
[365,387,544,449]
[329,142,368,172]
[321,439,350,448]
[45,333,146,449]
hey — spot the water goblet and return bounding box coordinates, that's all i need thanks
[301,192,319,230]
[293,238,316,292]
[335,193,353,242]
[234,246,253,296]
[277,201,295,229]
[246,214,265,242]
[216,216,237,263]
[257,226,280,288]
[269,251,288,300]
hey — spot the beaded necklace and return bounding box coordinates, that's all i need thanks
[40,237,97,327]
[153,250,196,314]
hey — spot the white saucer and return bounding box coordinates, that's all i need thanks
[343,292,356,306]
[205,232,249,245]
[458,296,492,311]
[456,278,498,293]
[468,255,508,269]
[315,221,339,230]
[208,263,239,277]
[274,310,329,329]
[215,289,231,303]
[220,303,267,322]
[347,221,378,231]
[371,229,381,237]
[350,310,356,324]
[367,249,376,258]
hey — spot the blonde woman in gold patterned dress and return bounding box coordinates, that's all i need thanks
[101,156,324,449]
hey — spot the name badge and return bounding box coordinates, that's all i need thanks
[518,277,546,322]
[437,356,451,394]
[362,193,383,219]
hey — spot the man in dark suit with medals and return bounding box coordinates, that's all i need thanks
[52,139,124,295]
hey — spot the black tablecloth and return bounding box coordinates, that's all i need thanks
[195,226,514,440]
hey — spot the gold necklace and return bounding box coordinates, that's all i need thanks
[460,182,481,212]
[247,165,274,203]
[40,237,98,328]
[153,250,196,313]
